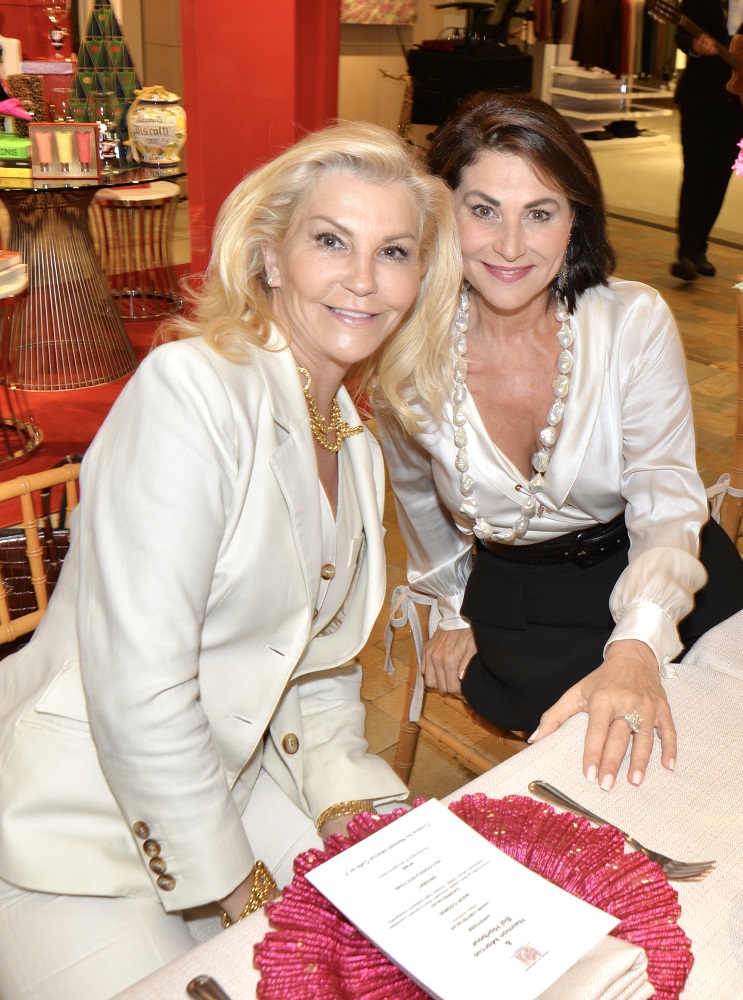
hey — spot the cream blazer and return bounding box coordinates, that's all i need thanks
[0,333,407,911]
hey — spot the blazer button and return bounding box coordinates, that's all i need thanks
[320,563,335,580]
[143,839,161,858]
[282,733,300,754]
[132,821,150,839]
[157,875,176,891]
[149,857,168,875]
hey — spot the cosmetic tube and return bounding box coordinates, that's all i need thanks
[55,130,72,172]
[75,130,91,172]
[34,131,52,172]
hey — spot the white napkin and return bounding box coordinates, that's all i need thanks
[538,936,652,1000]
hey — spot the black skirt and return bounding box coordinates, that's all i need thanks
[460,518,743,731]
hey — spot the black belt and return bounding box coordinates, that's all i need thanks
[477,513,629,569]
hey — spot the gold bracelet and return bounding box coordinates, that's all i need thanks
[316,800,375,835]
[220,860,277,928]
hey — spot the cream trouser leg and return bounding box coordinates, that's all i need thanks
[0,878,195,1000]
[0,770,322,999]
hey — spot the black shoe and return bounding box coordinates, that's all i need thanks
[671,257,698,281]
[693,254,716,276]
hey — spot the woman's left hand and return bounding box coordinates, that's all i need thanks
[319,815,355,841]
[529,639,676,791]
[319,812,373,841]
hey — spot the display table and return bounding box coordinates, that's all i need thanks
[90,180,184,320]
[0,165,185,391]
[113,610,743,999]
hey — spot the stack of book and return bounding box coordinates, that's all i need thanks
[0,133,32,188]
[0,250,27,295]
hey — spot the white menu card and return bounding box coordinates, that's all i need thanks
[307,799,619,1000]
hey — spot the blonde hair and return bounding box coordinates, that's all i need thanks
[163,121,461,431]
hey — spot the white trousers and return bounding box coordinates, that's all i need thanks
[0,771,323,1000]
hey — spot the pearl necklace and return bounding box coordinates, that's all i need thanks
[451,286,575,543]
[297,367,363,453]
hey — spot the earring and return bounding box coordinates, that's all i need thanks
[556,236,571,296]
[266,273,274,286]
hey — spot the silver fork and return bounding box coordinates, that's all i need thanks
[528,780,716,880]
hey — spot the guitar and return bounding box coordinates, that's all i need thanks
[647,0,743,101]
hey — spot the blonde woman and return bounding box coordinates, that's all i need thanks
[0,122,460,999]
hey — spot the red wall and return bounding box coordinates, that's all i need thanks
[180,0,341,273]
[0,0,73,61]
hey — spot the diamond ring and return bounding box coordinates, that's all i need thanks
[623,710,643,734]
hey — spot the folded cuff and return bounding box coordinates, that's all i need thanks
[605,601,681,678]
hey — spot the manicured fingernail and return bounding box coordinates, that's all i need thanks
[630,770,643,786]
[527,728,539,743]
[600,773,614,792]
[586,765,597,783]
[668,757,676,771]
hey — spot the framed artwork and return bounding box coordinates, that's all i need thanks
[341,1,417,25]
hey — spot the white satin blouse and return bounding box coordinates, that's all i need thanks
[378,279,709,675]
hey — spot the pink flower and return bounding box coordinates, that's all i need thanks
[0,98,32,121]
[733,139,743,177]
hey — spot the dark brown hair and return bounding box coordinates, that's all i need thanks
[426,91,616,313]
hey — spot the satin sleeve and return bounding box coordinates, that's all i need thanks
[376,415,473,629]
[606,289,708,672]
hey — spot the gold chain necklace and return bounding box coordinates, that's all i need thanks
[297,367,363,453]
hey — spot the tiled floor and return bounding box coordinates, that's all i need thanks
[360,214,743,804]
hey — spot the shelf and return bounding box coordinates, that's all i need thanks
[631,83,674,99]
[556,104,673,121]
[549,63,619,81]
[581,133,672,150]
[550,85,672,103]
[550,86,631,102]
[541,43,676,128]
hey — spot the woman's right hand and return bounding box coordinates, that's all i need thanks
[421,626,477,694]
[217,862,279,923]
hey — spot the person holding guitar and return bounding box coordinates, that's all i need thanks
[670,0,743,281]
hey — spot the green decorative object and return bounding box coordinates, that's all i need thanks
[70,0,141,142]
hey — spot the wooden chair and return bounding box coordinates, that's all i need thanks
[385,587,529,783]
[719,276,743,551]
[0,462,80,650]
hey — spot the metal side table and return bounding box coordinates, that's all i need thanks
[0,166,185,391]
[90,180,184,320]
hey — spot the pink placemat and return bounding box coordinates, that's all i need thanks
[254,795,693,1000]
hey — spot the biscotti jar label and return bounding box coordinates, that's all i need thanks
[127,86,186,165]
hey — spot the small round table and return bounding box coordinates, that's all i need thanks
[90,180,184,320]
[0,165,185,391]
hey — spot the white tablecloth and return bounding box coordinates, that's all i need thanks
[115,611,743,1000]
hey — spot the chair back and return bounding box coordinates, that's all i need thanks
[0,462,80,648]
[386,588,528,785]
[719,276,743,547]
